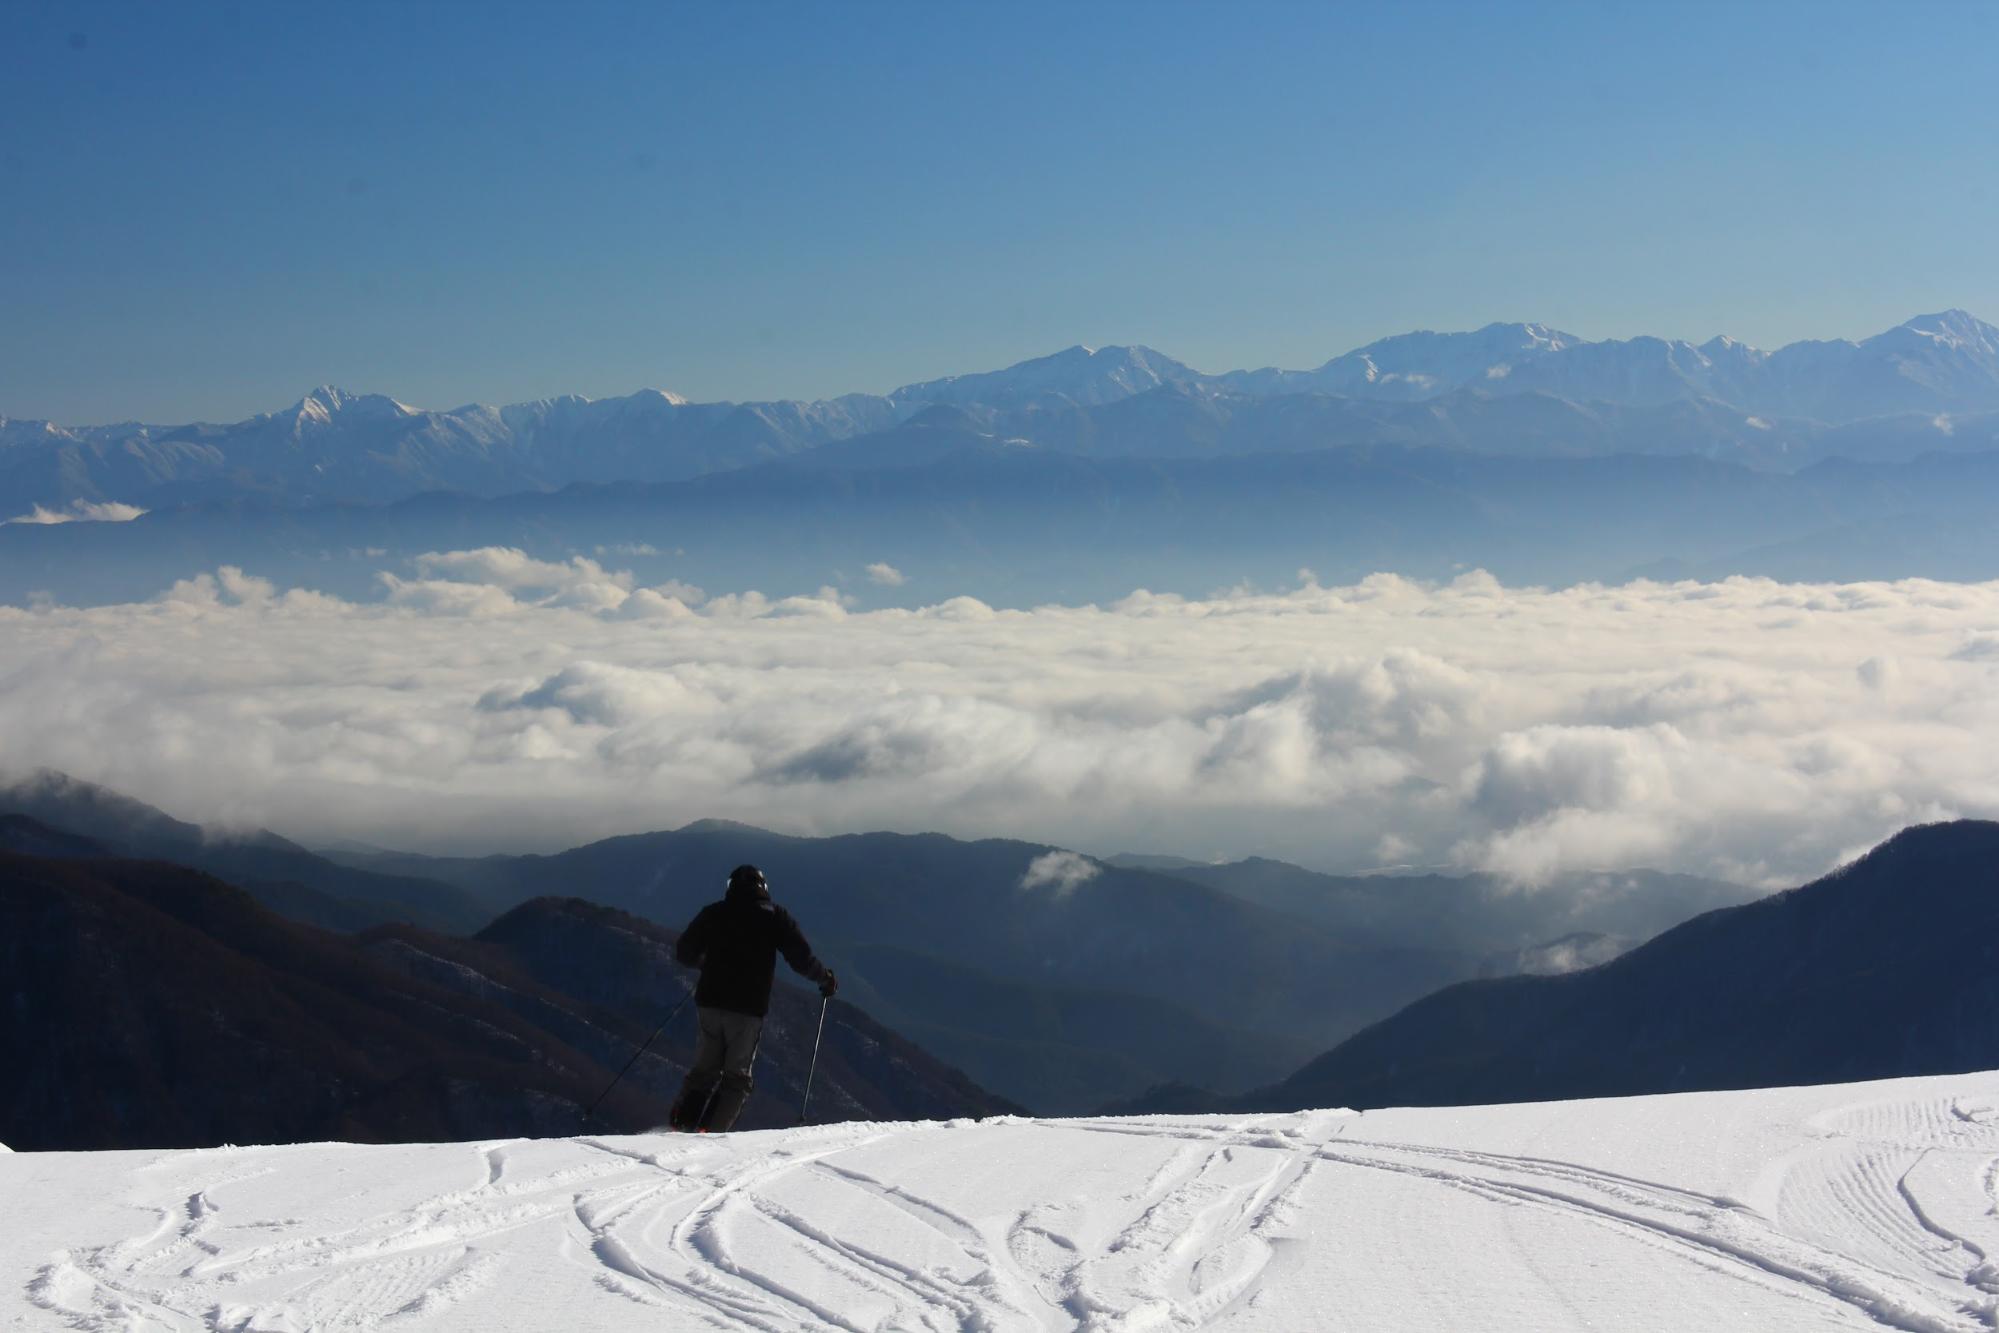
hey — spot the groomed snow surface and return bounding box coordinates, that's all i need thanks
[11,1073,1999,1331]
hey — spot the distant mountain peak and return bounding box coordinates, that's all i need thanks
[291,385,417,424]
[1471,320,1580,349]
[1041,342,1161,362]
[674,816,779,836]
[889,342,1201,409]
[1896,309,1999,351]
[1837,817,1999,877]
[1,767,204,849]
[625,387,692,408]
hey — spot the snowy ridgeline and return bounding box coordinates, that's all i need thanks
[9,1073,1999,1331]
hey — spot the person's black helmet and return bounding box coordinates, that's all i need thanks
[727,864,768,899]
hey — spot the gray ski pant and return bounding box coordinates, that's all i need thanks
[674,1006,763,1130]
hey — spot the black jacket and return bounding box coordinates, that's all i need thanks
[674,881,827,1018]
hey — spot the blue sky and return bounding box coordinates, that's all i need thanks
[3,0,1996,423]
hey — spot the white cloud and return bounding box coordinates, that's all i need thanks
[1951,633,1999,662]
[5,500,148,525]
[377,573,522,617]
[154,565,335,613]
[918,596,995,622]
[413,547,633,610]
[1374,833,1415,865]
[6,506,70,526]
[76,501,146,522]
[1857,656,1899,692]
[3,560,1998,887]
[1019,850,1100,897]
[866,562,907,587]
[615,587,699,620]
[381,548,708,617]
[482,661,704,728]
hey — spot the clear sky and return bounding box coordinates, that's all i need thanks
[4,0,1997,424]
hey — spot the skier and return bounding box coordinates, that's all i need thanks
[668,864,837,1132]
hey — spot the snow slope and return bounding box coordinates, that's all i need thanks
[10,1071,1999,1330]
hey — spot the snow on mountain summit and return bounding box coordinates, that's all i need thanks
[1325,321,1584,393]
[890,343,1205,409]
[288,385,417,425]
[10,311,1999,515]
[1220,321,1585,398]
[632,386,692,407]
[1886,309,1999,360]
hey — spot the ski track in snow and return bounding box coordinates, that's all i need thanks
[16,1080,1999,1330]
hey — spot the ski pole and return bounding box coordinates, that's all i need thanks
[798,995,830,1125]
[585,990,693,1123]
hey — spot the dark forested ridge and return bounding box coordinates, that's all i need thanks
[0,769,492,934]
[0,849,1016,1152]
[1238,820,1999,1113]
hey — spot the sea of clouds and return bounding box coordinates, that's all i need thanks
[3,549,1995,889]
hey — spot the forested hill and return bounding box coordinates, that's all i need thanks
[0,846,1015,1151]
[1255,820,1999,1112]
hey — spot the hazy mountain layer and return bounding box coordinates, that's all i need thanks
[1169,857,1756,957]
[330,823,1428,1111]
[329,820,1749,1113]
[9,442,1999,608]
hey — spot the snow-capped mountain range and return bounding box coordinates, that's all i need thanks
[5,311,1999,512]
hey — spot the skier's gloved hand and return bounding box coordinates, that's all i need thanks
[818,968,838,999]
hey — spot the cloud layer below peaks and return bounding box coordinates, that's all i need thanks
[3,550,1995,890]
